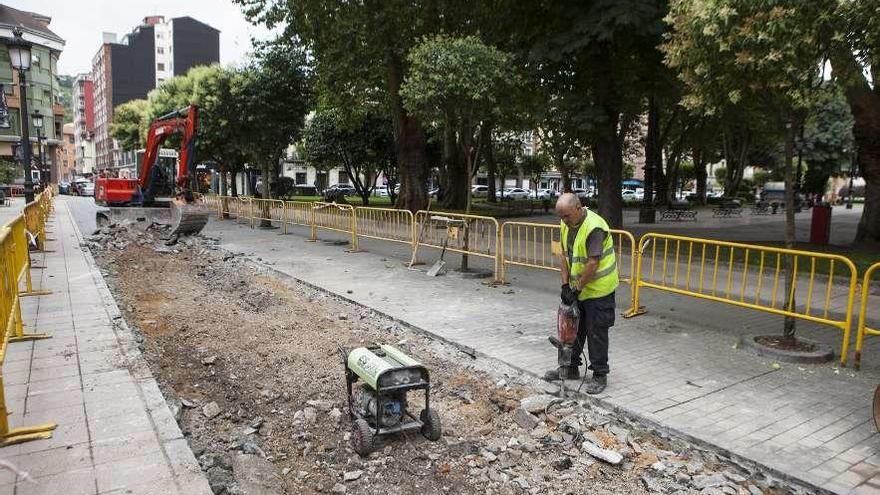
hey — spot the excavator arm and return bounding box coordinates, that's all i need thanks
[140,105,199,202]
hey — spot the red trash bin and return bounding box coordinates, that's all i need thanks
[810,205,832,244]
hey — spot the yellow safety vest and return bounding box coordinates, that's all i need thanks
[560,208,619,300]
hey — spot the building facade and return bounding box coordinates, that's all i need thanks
[0,5,65,184]
[55,122,75,182]
[72,73,95,176]
[90,15,219,172]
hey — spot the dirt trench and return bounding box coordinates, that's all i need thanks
[88,224,805,495]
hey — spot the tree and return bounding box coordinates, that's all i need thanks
[798,84,855,197]
[664,0,834,344]
[0,160,19,184]
[109,99,150,151]
[520,153,550,198]
[302,107,395,206]
[506,0,668,228]
[401,35,514,212]
[237,40,311,226]
[829,0,880,247]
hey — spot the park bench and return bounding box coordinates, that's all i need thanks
[712,199,743,218]
[660,200,698,222]
[750,201,772,215]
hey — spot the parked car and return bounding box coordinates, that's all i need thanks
[373,185,389,197]
[471,185,490,198]
[535,189,558,200]
[293,184,318,196]
[81,182,95,197]
[501,187,530,200]
[325,183,357,196]
[58,182,71,195]
[572,188,590,199]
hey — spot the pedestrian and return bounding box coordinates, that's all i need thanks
[544,193,618,394]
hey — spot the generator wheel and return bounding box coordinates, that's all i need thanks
[873,385,880,432]
[352,419,374,456]
[420,409,442,441]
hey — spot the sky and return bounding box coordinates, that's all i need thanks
[8,0,275,75]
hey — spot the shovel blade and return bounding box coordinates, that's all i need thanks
[426,259,446,277]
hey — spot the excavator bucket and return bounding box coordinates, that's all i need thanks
[96,198,209,236]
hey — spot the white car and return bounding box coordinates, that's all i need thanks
[622,189,644,202]
[501,187,530,200]
[572,188,589,199]
[373,186,389,197]
[535,189,558,200]
[471,185,490,198]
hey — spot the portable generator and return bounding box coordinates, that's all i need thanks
[341,344,441,456]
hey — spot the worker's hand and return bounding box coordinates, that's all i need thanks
[561,284,579,305]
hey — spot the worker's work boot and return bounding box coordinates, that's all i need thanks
[583,375,607,395]
[543,366,580,381]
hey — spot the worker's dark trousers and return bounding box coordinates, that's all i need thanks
[570,291,616,376]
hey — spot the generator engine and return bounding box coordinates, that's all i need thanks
[357,386,408,427]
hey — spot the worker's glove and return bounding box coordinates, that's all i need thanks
[561,284,579,305]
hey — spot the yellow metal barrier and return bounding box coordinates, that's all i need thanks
[498,222,638,312]
[8,216,51,297]
[23,194,49,251]
[354,207,415,247]
[282,201,313,234]
[0,220,55,446]
[631,233,858,366]
[249,198,285,229]
[855,262,880,369]
[410,211,500,281]
[311,202,357,250]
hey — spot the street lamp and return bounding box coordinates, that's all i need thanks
[31,110,44,189]
[6,28,35,203]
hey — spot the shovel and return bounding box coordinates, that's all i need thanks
[427,236,449,277]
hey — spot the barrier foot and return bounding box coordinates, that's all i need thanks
[1,422,57,447]
[45,238,57,242]
[9,332,52,342]
[29,265,46,269]
[21,290,53,297]
[30,250,55,254]
[622,307,647,318]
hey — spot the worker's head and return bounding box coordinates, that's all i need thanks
[555,193,584,227]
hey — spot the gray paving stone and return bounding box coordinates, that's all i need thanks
[92,430,162,466]
[88,410,154,442]
[94,451,173,493]
[15,467,97,495]
[14,443,92,479]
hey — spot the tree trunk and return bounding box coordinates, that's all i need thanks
[559,157,572,192]
[842,81,880,248]
[387,51,429,212]
[441,124,469,210]
[642,95,660,221]
[231,169,238,197]
[783,121,797,341]
[260,161,272,228]
[694,149,708,206]
[591,43,623,228]
[482,125,497,203]
[220,164,229,219]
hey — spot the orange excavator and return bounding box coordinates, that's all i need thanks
[94,105,208,235]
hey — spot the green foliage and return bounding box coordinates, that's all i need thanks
[714,167,727,183]
[799,85,855,175]
[0,160,19,184]
[109,99,151,150]
[401,35,513,127]
[302,107,395,203]
[519,153,550,195]
[664,0,833,116]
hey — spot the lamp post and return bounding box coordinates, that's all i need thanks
[31,110,44,189]
[6,28,35,203]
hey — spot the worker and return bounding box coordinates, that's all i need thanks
[544,193,618,394]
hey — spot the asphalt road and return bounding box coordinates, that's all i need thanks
[61,194,100,235]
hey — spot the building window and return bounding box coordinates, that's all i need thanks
[338,171,348,184]
[157,47,164,54]
[157,63,165,71]
[295,172,307,184]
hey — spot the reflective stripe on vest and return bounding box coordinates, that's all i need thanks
[560,208,619,300]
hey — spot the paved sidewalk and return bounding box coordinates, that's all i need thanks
[0,199,211,494]
[205,215,880,495]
